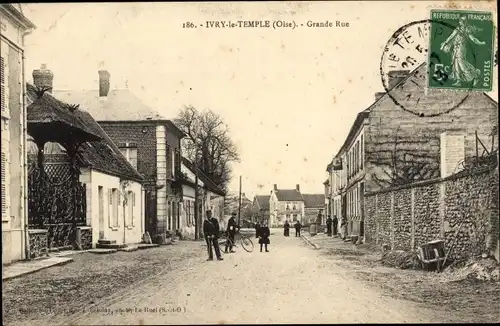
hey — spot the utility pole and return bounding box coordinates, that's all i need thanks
[238,175,242,226]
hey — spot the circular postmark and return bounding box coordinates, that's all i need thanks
[380,19,480,118]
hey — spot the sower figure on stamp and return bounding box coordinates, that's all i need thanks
[203,210,223,261]
[225,212,238,253]
[294,220,302,237]
[259,221,270,252]
[283,220,290,237]
[440,15,486,87]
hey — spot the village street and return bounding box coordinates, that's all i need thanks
[3,230,480,326]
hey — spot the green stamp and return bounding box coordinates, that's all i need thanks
[428,10,495,91]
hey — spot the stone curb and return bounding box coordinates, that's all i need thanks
[2,257,74,281]
[300,234,321,250]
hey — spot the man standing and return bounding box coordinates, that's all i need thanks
[332,215,339,236]
[326,215,333,236]
[225,212,238,253]
[254,220,261,239]
[294,220,302,237]
[203,210,223,261]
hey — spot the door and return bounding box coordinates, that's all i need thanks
[98,186,104,240]
[341,194,347,235]
[360,183,365,237]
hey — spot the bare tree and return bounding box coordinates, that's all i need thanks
[175,105,240,192]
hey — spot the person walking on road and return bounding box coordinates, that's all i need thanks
[340,216,348,240]
[254,220,261,239]
[326,215,333,236]
[332,215,339,236]
[259,221,270,252]
[225,212,238,253]
[283,220,290,237]
[203,210,223,261]
[294,220,302,237]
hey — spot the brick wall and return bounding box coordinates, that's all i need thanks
[99,122,157,182]
[365,164,499,261]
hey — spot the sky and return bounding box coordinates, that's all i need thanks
[21,1,498,199]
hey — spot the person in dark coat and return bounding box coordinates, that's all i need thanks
[294,220,302,237]
[203,210,223,261]
[326,215,333,236]
[340,217,348,240]
[254,220,261,239]
[258,221,270,252]
[225,212,238,253]
[332,215,339,236]
[283,220,290,237]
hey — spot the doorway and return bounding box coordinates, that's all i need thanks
[98,186,104,240]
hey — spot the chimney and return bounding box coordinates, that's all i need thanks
[32,64,54,93]
[98,70,111,97]
[387,70,410,89]
[440,132,465,178]
[273,184,278,191]
[296,184,300,191]
[375,92,386,101]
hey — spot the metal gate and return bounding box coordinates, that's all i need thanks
[27,157,87,249]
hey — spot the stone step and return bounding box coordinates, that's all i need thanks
[88,249,118,254]
[98,239,117,245]
[96,243,126,249]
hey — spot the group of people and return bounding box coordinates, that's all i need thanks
[283,220,303,237]
[203,210,241,261]
[253,221,271,252]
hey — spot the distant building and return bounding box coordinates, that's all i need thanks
[252,195,270,224]
[302,194,326,224]
[269,184,304,227]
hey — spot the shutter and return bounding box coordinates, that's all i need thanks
[0,56,5,113]
[1,147,7,220]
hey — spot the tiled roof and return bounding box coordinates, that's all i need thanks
[54,89,166,121]
[302,194,325,208]
[181,157,225,196]
[27,84,144,182]
[255,195,270,210]
[275,189,304,202]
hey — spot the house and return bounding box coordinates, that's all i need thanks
[252,195,270,224]
[302,194,326,224]
[54,70,185,242]
[26,66,145,251]
[1,4,35,264]
[327,65,498,241]
[180,157,225,238]
[269,184,305,227]
[323,178,330,219]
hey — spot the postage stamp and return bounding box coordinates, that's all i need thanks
[427,10,495,91]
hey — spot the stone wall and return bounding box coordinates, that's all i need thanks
[365,164,499,261]
[28,229,48,259]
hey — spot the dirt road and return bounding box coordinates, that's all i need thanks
[58,230,455,325]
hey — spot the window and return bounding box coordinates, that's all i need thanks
[167,201,171,230]
[109,188,119,227]
[127,191,135,226]
[171,147,175,178]
[286,204,290,211]
[360,134,364,169]
[119,142,138,170]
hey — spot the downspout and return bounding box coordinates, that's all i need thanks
[21,28,33,260]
